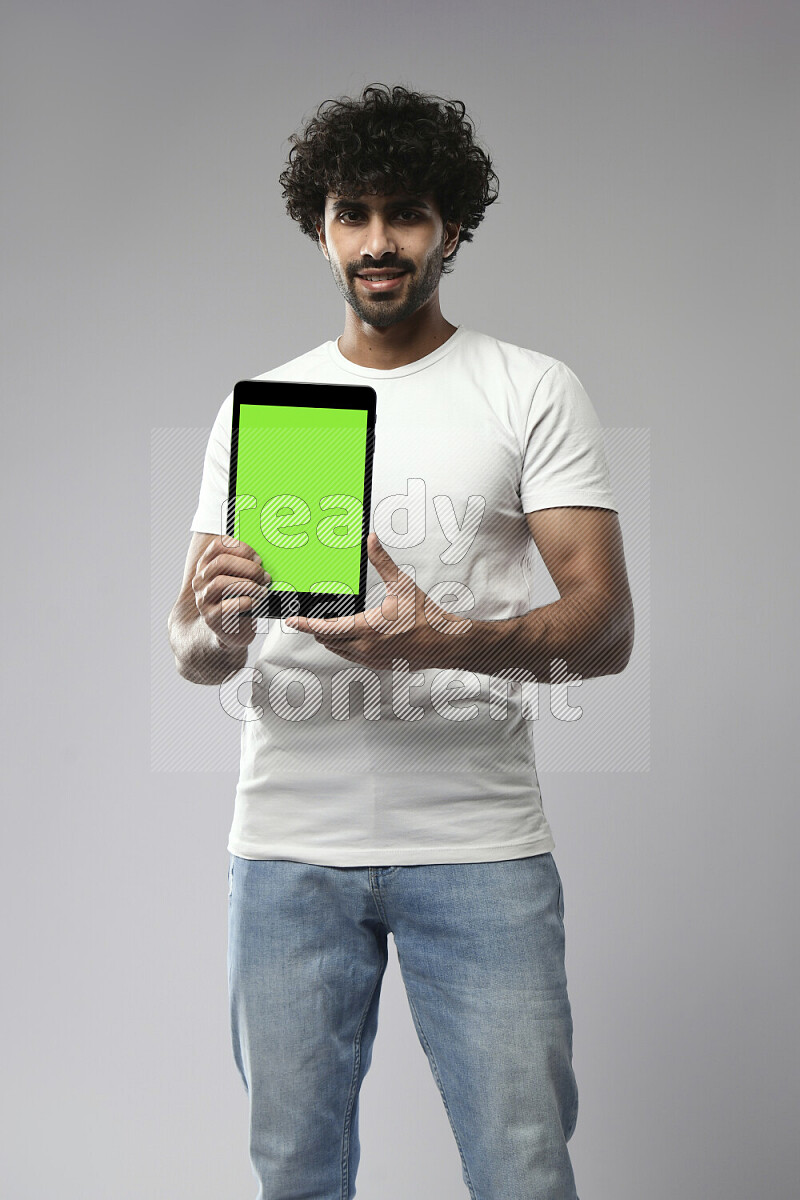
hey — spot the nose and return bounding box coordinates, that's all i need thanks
[361,215,397,261]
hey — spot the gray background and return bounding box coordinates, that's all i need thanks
[2,1,797,1198]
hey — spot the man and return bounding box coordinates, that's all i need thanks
[168,84,634,1200]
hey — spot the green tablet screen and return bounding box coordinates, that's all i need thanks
[228,382,376,612]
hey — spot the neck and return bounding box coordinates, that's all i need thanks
[336,298,458,370]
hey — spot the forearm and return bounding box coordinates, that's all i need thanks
[435,586,634,681]
[168,610,249,685]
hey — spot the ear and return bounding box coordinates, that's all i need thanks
[443,219,461,259]
[315,216,329,260]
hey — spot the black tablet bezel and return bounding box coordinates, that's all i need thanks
[228,380,377,619]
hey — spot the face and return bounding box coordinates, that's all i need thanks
[315,192,460,328]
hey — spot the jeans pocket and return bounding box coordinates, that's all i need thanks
[228,855,234,899]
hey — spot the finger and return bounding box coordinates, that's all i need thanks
[201,575,270,609]
[220,576,270,599]
[219,592,258,639]
[367,580,416,632]
[284,615,308,633]
[367,533,399,584]
[198,554,270,590]
[363,597,397,634]
[219,534,262,560]
[285,613,358,638]
[197,536,261,572]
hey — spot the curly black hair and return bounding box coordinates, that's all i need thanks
[279,84,499,274]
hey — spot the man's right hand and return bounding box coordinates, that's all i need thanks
[191,536,272,649]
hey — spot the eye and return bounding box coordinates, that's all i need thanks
[335,207,423,224]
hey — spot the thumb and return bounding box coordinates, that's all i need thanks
[367,532,398,583]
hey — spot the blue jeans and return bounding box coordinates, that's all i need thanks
[228,852,579,1200]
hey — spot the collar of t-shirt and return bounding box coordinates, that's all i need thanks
[327,325,465,378]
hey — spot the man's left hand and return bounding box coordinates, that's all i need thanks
[283,533,471,670]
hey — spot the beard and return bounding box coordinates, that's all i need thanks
[328,238,446,328]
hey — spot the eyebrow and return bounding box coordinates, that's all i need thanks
[329,196,432,212]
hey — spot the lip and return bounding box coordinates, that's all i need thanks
[355,272,407,292]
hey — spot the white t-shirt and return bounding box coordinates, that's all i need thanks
[190,326,616,866]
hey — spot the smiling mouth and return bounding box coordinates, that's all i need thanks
[355,271,407,291]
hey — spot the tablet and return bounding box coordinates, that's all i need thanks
[227,380,377,619]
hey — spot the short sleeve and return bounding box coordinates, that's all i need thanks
[520,360,617,513]
[189,392,234,534]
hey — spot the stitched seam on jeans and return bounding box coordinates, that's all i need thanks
[368,876,394,931]
[403,989,478,1200]
[340,958,385,1199]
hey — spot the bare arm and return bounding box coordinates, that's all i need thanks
[442,506,635,680]
[287,509,635,682]
[167,532,271,686]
